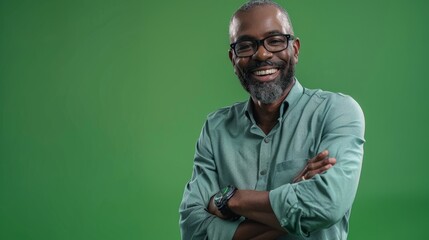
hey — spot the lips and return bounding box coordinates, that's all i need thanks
[250,68,280,82]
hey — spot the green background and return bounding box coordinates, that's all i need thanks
[1,0,428,239]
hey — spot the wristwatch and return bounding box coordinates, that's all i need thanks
[213,185,240,221]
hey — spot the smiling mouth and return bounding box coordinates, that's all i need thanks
[252,68,279,76]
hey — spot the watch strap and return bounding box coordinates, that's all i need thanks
[214,185,240,221]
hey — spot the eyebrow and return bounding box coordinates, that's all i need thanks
[235,31,286,42]
[267,30,284,35]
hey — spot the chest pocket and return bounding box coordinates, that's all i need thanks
[271,158,308,188]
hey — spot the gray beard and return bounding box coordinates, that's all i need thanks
[238,60,295,104]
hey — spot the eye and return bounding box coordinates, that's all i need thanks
[266,36,287,46]
[235,41,254,53]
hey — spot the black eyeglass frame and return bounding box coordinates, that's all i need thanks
[230,34,296,58]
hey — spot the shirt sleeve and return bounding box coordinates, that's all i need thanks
[269,94,365,237]
[179,120,244,240]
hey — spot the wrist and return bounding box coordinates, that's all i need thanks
[227,189,241,213]
[214,185,241,220]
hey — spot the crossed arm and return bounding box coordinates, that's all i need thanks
[180,96,365,239]
[207,151,336,240]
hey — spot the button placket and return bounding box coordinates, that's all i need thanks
[256,136,272,190]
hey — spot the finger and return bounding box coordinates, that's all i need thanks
[293,169,307,183]
[307,156,336,171]
[309,150,329,163]
[293,164,308,182]
[306,163,333,178]
[293,175,302,183]
[326,157,336,165]
[317,157,336,167]
[305,164,333,179]
[294,153,333,183]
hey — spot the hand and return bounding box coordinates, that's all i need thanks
[293,150,336,183]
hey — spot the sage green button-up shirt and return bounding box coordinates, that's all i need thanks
[179,80,365,240]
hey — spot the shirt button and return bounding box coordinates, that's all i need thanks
[264,138,270,143]
[260,170,267,175]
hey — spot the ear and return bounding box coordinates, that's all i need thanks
[292,38,300,64]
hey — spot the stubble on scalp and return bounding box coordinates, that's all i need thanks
[229,0,294,41]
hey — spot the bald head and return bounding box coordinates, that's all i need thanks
[229,0,294,42]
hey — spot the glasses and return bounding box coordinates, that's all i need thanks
[230,34,295,58]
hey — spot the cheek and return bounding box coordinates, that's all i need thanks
[235,58,247,67]
[293,55,298,64]
[234,58,248,73]
[278,51,292,63]
[233,65,244,77]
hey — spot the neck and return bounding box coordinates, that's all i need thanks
[252,79,295,134]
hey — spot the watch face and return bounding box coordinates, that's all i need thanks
[221,186,229,195]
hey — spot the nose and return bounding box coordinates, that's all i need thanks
[252,44,273,61]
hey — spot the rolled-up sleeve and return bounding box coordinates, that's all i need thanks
[269,95,365,237]
[179,121,244,239]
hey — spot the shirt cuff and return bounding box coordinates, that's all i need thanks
[269,184,308,237]
[206,216,245,239]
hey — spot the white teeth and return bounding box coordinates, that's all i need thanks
[253,69,278,76]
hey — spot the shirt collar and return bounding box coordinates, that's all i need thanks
[283,78,304,115]
[244,78,304,121]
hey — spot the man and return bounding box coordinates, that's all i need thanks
[179,0,365,239]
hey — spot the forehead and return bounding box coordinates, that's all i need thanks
[230,5,290,42]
